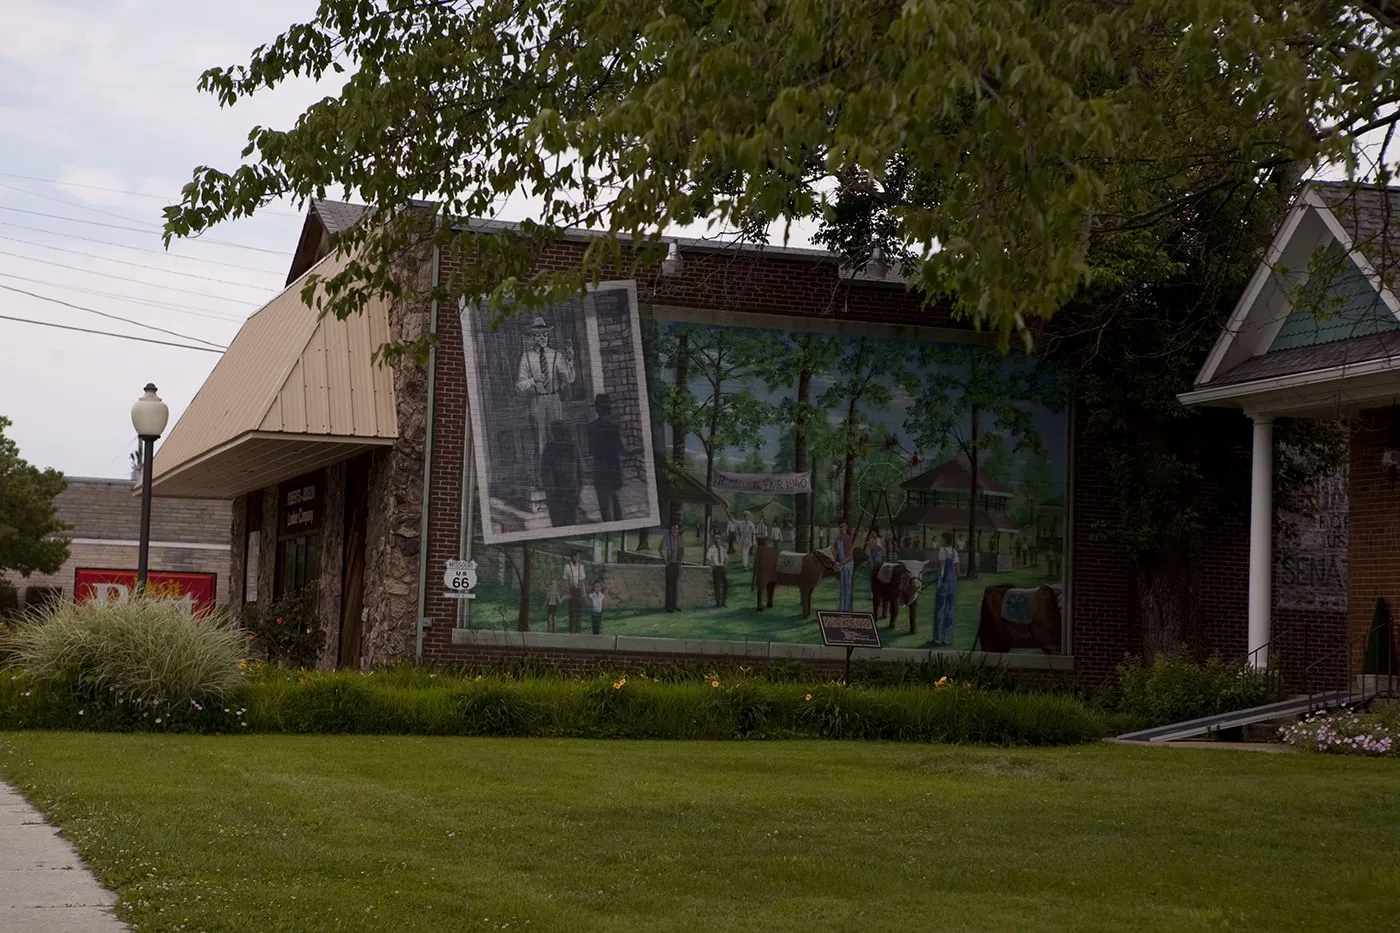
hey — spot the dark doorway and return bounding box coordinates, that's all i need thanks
[338,455,371,668]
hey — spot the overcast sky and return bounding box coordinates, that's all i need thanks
[0,0,335,478]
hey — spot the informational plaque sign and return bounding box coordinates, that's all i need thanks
[816,611,883,649]
[443,559,479,600]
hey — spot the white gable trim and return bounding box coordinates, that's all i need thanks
[1303,188,1400,319]
[1196,199,1311,385]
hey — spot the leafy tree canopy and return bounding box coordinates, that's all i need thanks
[0,416,68,578]
[165,0,1400,350]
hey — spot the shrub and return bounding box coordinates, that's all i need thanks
[242,588,324,668]
[1116,651,1279,728]
[7,597,246,725]
[1280,706,1399,757]
[0,578,19,619]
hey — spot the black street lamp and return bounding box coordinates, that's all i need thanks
[130,383,169,595]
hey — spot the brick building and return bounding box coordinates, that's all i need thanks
[1181,181,1400,689]
[2,477,231,607]
[147,197,1344,683]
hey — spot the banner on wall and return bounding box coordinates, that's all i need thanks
[713,471,812,494]
[74,569,217,615]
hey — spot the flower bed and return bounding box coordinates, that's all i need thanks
[1279,706,1399,757]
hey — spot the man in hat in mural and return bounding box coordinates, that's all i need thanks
[515,315,577,469]
[586,393,626,522]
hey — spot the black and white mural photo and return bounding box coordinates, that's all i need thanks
[461,282,660,544]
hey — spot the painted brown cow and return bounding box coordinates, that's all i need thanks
[752,545,838,618]
[976,584,1063,653]
[871,560,927,633]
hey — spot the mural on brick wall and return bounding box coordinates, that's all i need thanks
[1278,465,1348,613]
[461,283,661,544]
[461,296,1069,654]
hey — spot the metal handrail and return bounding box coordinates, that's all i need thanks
[1301,621,1399,713]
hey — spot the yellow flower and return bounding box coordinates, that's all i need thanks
[711,680,720,688]
[474,675,483,682]
[804,693,812,702]
[613,677,627,690]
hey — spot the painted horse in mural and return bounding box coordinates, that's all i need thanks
[871,559,928,633]
[752,545,840,618]
[976,584,1063,653]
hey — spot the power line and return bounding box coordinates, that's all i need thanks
[0,313,225,353]
[0,271,246,323]
[0,180,169,228]
[0,247,260,306]
[0,234,276,291]
[0,171,304,218]
[0,206,288,255]
[0,283,229,349]
[0,221,284,276]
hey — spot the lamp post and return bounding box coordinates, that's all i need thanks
[130,383,169,595]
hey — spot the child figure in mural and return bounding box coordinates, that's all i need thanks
[515,316,576,478]
[545,578,562,633]
[563,551,587,633]
[934,531,960,646]
[725,515,738,555]
[541,420,585,527]
[587,580,608,634]
[705,534,728,608]
[585,393,626,522]
[834,519,855,612]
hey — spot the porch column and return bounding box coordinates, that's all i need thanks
[1248,414,1274,667]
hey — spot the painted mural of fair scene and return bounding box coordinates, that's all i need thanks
[463,310,1068,654]
[460,283,660,544]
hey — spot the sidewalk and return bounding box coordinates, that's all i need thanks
[0,782,128,932]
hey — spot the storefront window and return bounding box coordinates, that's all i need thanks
[274,472,324,602]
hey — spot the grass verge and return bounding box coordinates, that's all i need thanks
[1,735,1396,933]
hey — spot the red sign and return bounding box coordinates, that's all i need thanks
[74,569,218,615]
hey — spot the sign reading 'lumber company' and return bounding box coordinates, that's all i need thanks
[816,611,883,649]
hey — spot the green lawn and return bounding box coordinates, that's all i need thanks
[472,563,1057,652]
[1,735,1395,932]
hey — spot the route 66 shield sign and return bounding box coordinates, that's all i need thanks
[443,559,478,599]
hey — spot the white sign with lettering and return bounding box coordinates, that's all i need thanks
[443,559,479,600]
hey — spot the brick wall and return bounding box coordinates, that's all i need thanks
[58,477,229,543]
[4,542,230,606]
[1347,409,1400,677]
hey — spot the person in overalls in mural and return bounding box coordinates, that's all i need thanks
[934,531,960,646]
[515,315,576,473]
[834,519,855,612]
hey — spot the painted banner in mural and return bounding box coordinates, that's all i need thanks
[713,471,812,494]
[74,568,218,615]
[461,311,1069,655]
[460,282,661,544]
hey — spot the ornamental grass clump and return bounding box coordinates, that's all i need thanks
[8,597,246,721]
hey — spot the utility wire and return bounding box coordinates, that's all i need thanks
[0,206,287,255]
[0,312,225,353]
[0,283,229,349]
[0,234,276,290]
[0,271,246,323]
[0,171,303,218]
[0,248,259,306]
[0,220,284,276]
[0,180,170,228]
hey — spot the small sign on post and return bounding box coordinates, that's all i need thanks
[816,611,882,683]
[443,559,478,600]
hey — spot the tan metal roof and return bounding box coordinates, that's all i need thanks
[152,250,398,499]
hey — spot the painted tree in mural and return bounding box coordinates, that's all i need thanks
[818,339,907,527]
[902,345,1050,578]
[685,328,771,535]
[753,332,842,552]
[0,417,68,604]
[648,325,698,528]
